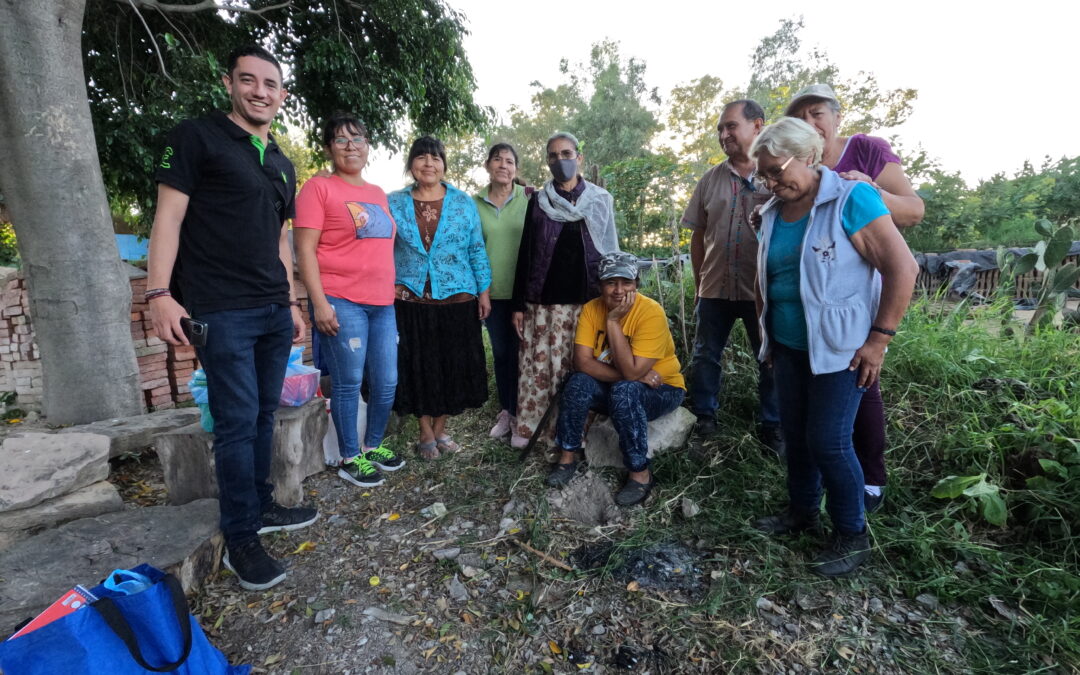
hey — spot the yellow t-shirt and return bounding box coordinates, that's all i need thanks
[575,293,685,390]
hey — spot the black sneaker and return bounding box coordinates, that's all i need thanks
[811,529,871,577]
[615,476,656,507]
[362,444,405,472]
[694,415,718,436]
[257,503,320,534]
[758,424,786,461]
[864,490,885,514]
[223,539,286,591]
[754,507,822,535]
[545,461,578,487]
[338,455,385,487]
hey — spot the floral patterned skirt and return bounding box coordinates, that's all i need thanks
[513,302,582,440]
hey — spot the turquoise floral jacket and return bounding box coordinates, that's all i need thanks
[388,182,492,299]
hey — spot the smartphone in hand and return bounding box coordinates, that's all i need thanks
[180,317,208,347]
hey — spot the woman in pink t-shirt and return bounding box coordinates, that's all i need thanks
[295,113,404,490]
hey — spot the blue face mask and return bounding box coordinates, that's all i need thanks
[548,158,578,183]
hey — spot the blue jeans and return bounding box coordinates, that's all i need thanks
[688,298,779,425]
[196,303,293,546]
[771,343,866,534]
[555,372,685,472]
[484,299,519,415]
[317,297,398,458]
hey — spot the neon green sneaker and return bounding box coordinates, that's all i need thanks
[338,455,384,487]
[363,444,405,472]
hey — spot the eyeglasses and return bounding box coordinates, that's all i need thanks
[547,149,578,162]
[333,136,367,147]
[753,155,795,191]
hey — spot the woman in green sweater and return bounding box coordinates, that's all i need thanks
[474,143,530,441]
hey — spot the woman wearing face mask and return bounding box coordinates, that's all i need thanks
[785,84,924,513]
[388,136,492,459]
[509,132,620,449]
[750,117,917,576]
[474,143,531,441]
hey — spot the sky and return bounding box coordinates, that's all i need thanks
[363,0,1080,192]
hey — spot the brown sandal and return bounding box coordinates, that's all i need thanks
[417,440,439,460]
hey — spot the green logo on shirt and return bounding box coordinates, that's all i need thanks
[159,146,174,169]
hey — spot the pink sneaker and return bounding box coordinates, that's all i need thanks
[510,429,530,449]
[489,410,512,438]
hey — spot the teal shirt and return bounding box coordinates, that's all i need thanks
[474,184,528,300]
[766,182,890,350]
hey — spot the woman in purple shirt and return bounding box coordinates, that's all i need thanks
[785,84,924,514]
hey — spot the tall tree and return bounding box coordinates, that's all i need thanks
[0,0,487,423]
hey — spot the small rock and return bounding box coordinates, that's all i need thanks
[868,597,884,614]
[421,502,447,518]
[784,623,800,635]
[591,624,606,635]
[433,547,461,561]
[448,575,468,602]
[502,500,517,515]
[756,597,775,612]
[915,593,939,611]
[681,498,701,519]
[461,565,480,578]
[314,608,336,624]
[362,606,416,625]
[954,561,971,574]
[326,514,342,524]
[498,517,516,531]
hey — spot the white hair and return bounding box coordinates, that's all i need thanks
[749,117,824,167]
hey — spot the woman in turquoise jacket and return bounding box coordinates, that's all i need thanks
[388,136,492,459]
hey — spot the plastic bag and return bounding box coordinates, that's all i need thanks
[280,346,320,407]
[322,396,368,466]
[188,370,213,432]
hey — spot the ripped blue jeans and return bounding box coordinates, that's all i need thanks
[317,296,398,459]
[555,371,685,472]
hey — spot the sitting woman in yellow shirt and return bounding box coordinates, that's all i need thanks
[546,252,686,506]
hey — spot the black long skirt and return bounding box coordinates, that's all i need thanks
[394,298,489,417]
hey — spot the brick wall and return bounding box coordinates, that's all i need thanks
[0,268,313,413]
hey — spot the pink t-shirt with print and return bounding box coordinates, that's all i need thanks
[294,175,396,306]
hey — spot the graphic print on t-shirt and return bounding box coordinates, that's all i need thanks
[345,202,393,239]
[591,328,633,365]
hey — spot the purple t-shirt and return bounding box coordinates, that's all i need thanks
[833,134,901,179]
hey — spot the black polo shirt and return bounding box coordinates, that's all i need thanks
[155,111,296,315]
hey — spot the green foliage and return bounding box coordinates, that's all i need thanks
[82,0,488,235]
[997,220,1080,329]
[602,152,696,257]
[0,220,18,266]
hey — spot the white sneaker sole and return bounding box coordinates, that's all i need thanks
[257,511,320,534]
[338,467,385,487]
[222,552,286,591]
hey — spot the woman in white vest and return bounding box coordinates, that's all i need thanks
[749,117,918,577]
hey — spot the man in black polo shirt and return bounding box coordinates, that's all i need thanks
[146,44,318,591]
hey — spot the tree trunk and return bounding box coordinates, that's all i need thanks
[0,0,144,423]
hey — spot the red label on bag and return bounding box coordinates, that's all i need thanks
[9,586,96,639]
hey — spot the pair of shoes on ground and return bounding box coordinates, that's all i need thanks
[754,507,869,577]
[415,435,462,460]
[225,503,320,590]
[545,458,655,507]
[338,444,405,487]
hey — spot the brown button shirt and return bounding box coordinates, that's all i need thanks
[681,160,770,302]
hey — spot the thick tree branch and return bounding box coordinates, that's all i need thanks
[109,0,292,15]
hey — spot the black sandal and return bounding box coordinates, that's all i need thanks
[615,477,655,506]
[545,461,578,487]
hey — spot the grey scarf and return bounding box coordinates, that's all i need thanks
[537,180,620,255]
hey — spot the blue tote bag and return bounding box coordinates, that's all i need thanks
[0,564,249,674]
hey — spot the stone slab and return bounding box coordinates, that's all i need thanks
[0,433,111,513]
[0,499,222,632]
[57,407,201,459]
[583,406,696,469]
[155,397,328,508]
[0,481,123,549]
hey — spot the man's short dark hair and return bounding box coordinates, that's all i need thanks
[321,112,369,148]
[405,135,448,177]
[722,99,765,123]
[225,44,283,80]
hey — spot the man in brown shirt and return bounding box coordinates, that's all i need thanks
[682,99,782,457]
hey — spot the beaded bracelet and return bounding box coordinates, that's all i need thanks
[144,288,171,301]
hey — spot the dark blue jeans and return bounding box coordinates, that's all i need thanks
[771,343,866,535]
[688,298,779,425]
[484,299,519,415]
[196,303,293,546]
[317,297,398,458]
[555,371,685,472]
